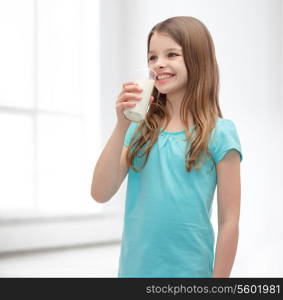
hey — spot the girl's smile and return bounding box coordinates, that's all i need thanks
[155,73,176,84]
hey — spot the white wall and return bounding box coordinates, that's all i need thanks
[0,0,123,255]
[99,0,283,277]
[98,0,127,214]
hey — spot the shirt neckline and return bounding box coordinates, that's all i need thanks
[159,117,222,135]
[160,125,195,135]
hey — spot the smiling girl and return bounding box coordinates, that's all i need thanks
[91,16,243,278]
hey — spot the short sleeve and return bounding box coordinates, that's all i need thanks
[124,122,139,147]
[210,119,243,164]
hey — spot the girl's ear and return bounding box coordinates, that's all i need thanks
[150,96,154,103]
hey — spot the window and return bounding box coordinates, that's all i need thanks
[0,0,101,218]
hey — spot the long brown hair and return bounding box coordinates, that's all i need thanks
[126,16,223,172]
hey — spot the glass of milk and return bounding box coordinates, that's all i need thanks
[123,67,156,122]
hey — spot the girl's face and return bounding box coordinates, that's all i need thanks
[148,32,188,95]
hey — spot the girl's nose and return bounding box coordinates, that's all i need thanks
[153,66,166,76]
[155,59,167,69]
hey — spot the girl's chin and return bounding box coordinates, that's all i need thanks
[155,82,187,95]
[155,87,175,94]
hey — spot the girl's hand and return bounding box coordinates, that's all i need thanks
[115,81,154,127]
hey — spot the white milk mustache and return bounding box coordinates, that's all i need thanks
[123,78,155,122]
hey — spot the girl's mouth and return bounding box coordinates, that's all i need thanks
[156,74,175,84]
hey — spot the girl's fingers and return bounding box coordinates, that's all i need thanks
[118,93,142,103]
[123,82,138,88]
[116,101,136,109]
[125,85,143,93]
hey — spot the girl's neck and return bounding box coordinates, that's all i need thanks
[166,89,186,117]
[163,110,194,129]
[165,92,194,126]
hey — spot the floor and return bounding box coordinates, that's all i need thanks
[2,242,282,278]
[0,243,121,277]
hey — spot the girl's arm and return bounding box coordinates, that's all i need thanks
[212,149,241,278]
[91,122,130,203]
[91,81,146,203]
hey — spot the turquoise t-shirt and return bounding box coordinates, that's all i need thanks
[118,117,243,278]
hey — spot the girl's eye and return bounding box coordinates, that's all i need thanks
[168,52,178,57]
[148,53,179,61]
[148,56,156,61]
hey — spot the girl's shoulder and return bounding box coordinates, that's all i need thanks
[209,117,243,163]
[124,121,142,147]
[211,116,240,140]
[211,117,240,138]
[214,116,238,128]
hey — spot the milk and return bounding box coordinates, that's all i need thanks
[123,78,155,122]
